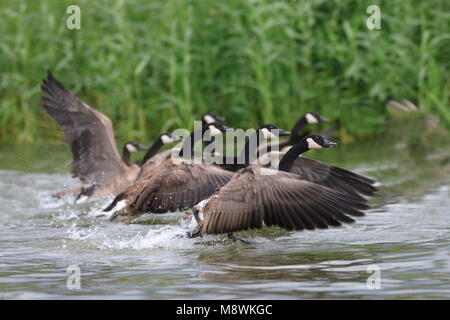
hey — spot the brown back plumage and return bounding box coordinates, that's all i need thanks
[41,72,125,186]
[104,150,174,214]
[197,166,369,235]
[131,160,235,213]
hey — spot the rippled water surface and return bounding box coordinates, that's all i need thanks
[0,134,449,299]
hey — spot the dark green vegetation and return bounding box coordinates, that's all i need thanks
[1,0,449,143]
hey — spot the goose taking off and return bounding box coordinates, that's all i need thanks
[102,122,235,220]
[188,135,373,238]
[257,112,331,156]
[138,112,224,173]
[81,132,182,201]
[255,150,377,201]
[214,124,291,172]
[41,71,148,200]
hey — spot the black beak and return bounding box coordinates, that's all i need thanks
[172,135,183,142]
[138,144,149,151]
[216,115,226,122]
[323,138,337,148]
[319,116,330,122]
[277,129,291,137]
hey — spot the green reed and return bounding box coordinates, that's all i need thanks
[0,0,448,144]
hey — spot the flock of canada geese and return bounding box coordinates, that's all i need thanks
[42,71,377,242]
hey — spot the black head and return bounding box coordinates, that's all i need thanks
[159,133,183,145]
[305,112,330,124]
[124,141,148,152]
[303,134,337,149]
[257,124,291,139]
[202,112,225,124]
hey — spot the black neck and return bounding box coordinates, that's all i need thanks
[289,131,310,145]
[288,116,308,144]
[203,128,216,150]
[278,140,310,172]
[122,146,132,166]
[262,139,290,155]
[214,131,263,168]
[238,131,263,166]
[179,124,211,158]
[139,139,164,165]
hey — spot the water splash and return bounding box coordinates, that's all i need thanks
[66,223,198,251]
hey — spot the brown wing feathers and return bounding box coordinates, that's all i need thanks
[41,72,124,186]
[289,157,377,201]
[198,167,370,235]
[131,162,234,213]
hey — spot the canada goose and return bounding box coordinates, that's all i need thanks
[102,122,235,220]
[385,96,444,132]
[82,132,182,201]
[102,123,290,219]
[188,134,372,238]
[201,112,226,156]
[385,96,418,116]
[122,141,149,164]
[254,150,377,201]
[52,141,148,199]
[202,112,225,125]
[41,71,148,200]
[96,132,183,204]
[288,112,331,144]
[139,133,183,166]
[134,112,224,173]
[257,112,330,156]
[213,124,291,172]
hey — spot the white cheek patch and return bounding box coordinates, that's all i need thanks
[203,115,215,124]
[306,113,319,124]
[261,128,278,139]
[161,135,174,144]
[187,210,204,230]
[208,126,223,136]
[111,199,127,213]
[195,199,208,212]
[126,144,139,153]
[306,138,323,149]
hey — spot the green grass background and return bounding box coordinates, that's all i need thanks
[0,0,449,144]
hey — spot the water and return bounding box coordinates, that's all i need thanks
[0,134,449,299]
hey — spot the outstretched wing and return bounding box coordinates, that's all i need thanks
[41,71,124,185]
[198,166,369,235]
[132,161,234,213]
[289,157,377,200]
